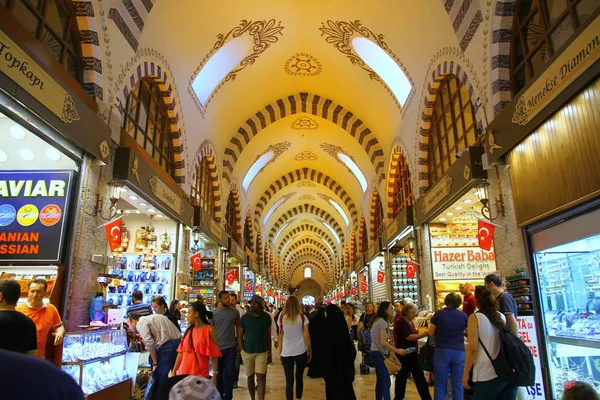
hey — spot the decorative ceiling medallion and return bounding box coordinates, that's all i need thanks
[294,151,317,161]
[291,116,319,130]
[284,53,323,76]
[299,194,315,201]
[319,20,414,110]
[188,19,285,115]
[297,180,315,187]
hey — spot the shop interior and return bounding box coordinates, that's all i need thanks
[188,230,218,309]
[225,256,241,294]
[428,188,495,309]
[367,254,388,304]
[387,227,419,305]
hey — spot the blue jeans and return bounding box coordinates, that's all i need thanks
[371,351,391,400]
[145,338,180,400]
[234,352,241,386]
[433,348,464,400]
[282,352,308,400]
[473,378,517,400]
[217,346,237,400]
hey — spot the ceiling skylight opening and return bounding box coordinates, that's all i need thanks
[352,37,412,106]
[263,197,284,225]
[245,151,275,192]
[192,36,253,105]
[328,199,349,226]
[337,153,367,192]
[323,222,340,244]
[320,237,335,255]
[281,237,294,255]
[274,220,293,243]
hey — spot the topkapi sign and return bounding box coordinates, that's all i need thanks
[431,247,497,279]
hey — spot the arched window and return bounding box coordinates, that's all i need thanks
[427,74,477,186]
[225,192,239,242]
[123,78,175,177]
[192,157,215,217]
[304,267,312,278]
[511,0,600,95]
[3,0,83,82]
[373,195,384,242]
[243,214,253,250]
[392,153,413,219]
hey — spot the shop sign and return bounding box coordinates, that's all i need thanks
[518,316,546,399]
[0,32,79,124]
[229,238,246,264]
[431,247,496,279]
[512,16,600,127]
[0,170,73,261]
[243,268,255,301]
[208,218,224,243]
[149,176,184,215]
[422,176,453,216]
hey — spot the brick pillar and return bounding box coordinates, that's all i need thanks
[416,225,435,311]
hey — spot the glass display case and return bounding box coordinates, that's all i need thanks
[434,279,483,310]
[534,231,600,399]
[62,329,131,398]
[391,256,419,304]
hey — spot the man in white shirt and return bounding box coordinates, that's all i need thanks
[127,311,181,399]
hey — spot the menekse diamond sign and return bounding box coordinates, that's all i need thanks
[0,170,74,262]
[431,247,497,280]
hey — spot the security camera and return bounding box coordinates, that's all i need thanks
[455,148,469,159]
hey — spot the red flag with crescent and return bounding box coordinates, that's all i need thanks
[190,252,202,272]
[103,217,122,251]
[351,287,358,295]
[406,261,418,279]
[256,284,263,293]
[377,270,385,284]
[360,274,368,293]
[245,281,253,293]
[478,219,495,251]
[225,269,237,285]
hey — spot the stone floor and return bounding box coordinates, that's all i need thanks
[234,345,432,399]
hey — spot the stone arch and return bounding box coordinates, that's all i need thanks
[416,62,486,196]
[350,229,357,264]
[369,190,384,244]
[358,215,367,254]
[191,140,223,222]
[291,262,327,283]
[116,60,187,184]
[283,238,335,262]
[277,224,337,255]
[107,0,157,51]
[223,93,385,185]
[256,230,263,265]
[254,168,358,227]
[225,185,242,242]
[386,144,414,221]
[344,242,349,269]
[73,0,104,100]
[490,0,517,117]
[287,248,330,270]
[268,205,346,243]
[243,209,254,250]
[437,0,483,51]
[294,279,325,301]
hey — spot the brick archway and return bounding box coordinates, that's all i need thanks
[191,141,222,222]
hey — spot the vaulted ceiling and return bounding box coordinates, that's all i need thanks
[103,0,492,290]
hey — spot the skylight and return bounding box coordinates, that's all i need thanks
[338,153,367,192]
[274,220,293,242]
[192,36,252,105]
[323,222,340,244]
[304,267,312,278]
[320,237,335,255]
[328,199,349,226]
[263,196,284,225]
[352,37,412,106]
[244,151,274,192]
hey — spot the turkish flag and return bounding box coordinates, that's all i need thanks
[478,219,495,251]
[103,217,122,251]
[351,287,358,295]
[377,270,385,284]
[360,275,368,293]
[256,284,263,292]
[245,281,253,292]
[406,261,418,279]
[344,289,349,296]
[190,252,202,272]
[225,270,235,285]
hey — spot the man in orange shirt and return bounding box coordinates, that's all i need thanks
[16,279,64,359]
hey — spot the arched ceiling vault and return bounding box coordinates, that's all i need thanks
[283,238,335,263]
[276,224,337,256]
[267,205,346,243]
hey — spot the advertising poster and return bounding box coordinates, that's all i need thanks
[225,267,240,292]
[430,247,497,279]
[243,268,254,302]
[518,316,546,399]
[0,170,74,262]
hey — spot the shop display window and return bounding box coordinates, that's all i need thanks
[534,232,600,399]
[61,330,130,396]
[190,247,217,305]
[391,256,419,304]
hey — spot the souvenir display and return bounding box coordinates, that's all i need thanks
[506,268,534,314]
[190,246,217,305]
[61,329,130,396]
[391,256,419,304]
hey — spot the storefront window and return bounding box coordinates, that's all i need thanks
[2,0,83,82]
[391,151,413,219]
[427,74,477,186]
[122,78,175,178]
[511,0,600,95]
[191,157,215,218]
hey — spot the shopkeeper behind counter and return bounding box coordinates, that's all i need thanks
[16,279,64,359]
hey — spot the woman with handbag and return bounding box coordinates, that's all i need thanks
[370,301,408,400]
[428,293,468,400]
[394,303,431,400]
[173,301,221,384]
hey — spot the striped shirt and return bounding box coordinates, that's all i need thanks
[127,302,153,317]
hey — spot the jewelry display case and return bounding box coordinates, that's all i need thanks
[61,329,132,400]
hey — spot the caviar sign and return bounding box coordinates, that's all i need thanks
[0,170,74,261]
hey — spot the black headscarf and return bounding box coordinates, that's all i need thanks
[323,304,357,400]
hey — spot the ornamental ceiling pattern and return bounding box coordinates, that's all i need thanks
[291,116,319,130]
[284,53,323,76]
[294,151,317,161]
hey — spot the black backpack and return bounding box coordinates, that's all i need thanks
[477,311,535,387]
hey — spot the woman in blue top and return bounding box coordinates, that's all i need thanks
[428,293,468,400]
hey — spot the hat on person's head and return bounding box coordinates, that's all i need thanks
[250,294,263,304]
[160,375,220,400]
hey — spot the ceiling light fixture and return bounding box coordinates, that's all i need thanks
[446,213,453,216]
[440,218,447,222]
[139,202,147,206]
[10,125,27,140]
[156,214,163,218]
[147,208,156,213]
[454,206,463,211]
[0,149,7,163]
[464,199,473,204]
[128,195,138,200]
[45,148,62,162]
[19,148,35,161]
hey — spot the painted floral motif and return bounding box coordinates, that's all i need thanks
[284,53,322,76]
[512,96,529,126]
[294,151,317,161]
[61,93,80,123]
[292,116,319,130]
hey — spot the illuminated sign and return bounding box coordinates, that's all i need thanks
[430,247,496,280]
[0,170,74,261]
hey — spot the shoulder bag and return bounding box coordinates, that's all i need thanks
[373,325,402,375]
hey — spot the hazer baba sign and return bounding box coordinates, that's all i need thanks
[0,170,74,262]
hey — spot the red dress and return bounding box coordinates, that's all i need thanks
[176,325,222,378]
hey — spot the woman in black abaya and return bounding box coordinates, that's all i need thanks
[307,307,326,378]
[323,304,357,400]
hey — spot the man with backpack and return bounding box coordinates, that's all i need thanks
[484,274,518,334]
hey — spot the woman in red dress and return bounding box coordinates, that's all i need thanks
[173,301,221,384]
